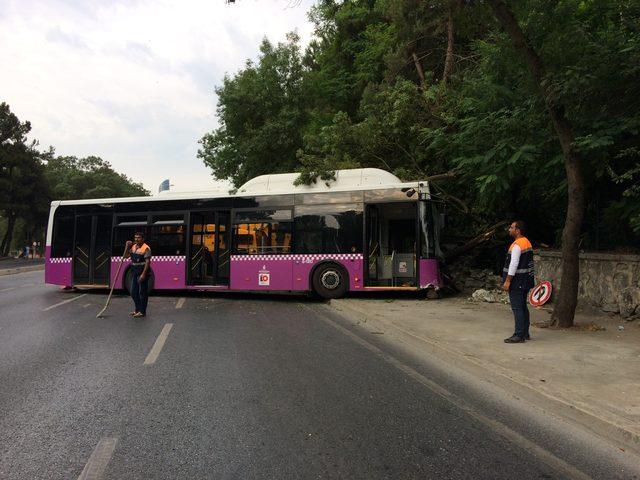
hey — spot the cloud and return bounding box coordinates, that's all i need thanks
[0,0,315,192]
[45,26,92,51]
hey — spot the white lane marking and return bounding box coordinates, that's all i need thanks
[83,303,92,308]
[43,294,87,311]
[144,323,173,365]
[309,305,592,480]
[77,436,117,480]
[0,287,16,292]
[20,283,36,287]
[175,297,186,309]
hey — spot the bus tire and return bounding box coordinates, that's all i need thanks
[425,287,441,300]
[123,268,154,294]
[124,268,133,294]
[312,263,348,299]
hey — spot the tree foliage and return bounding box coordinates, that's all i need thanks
[45,155,148,200]
[202,0,640,251]
[0,102,149,255]
[0,103,49,255]
[198,33,308,187]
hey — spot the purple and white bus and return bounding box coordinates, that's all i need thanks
[45,168,444,299]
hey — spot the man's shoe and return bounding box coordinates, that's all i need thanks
[504,335,525,343]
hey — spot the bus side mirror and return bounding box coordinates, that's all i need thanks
[439,213,446,229]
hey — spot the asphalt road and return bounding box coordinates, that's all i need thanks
[0,271,637,479]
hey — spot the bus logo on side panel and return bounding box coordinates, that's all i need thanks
[259,271,270,286]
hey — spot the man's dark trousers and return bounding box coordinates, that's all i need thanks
[508,288,530,339]
[131,273,148,315]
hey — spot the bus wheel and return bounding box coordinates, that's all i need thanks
[425,288,441,300]
[123,269,154,294]
[124,269,133,294]
[312,263,348,299]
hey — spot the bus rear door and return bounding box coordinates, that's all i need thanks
[73,214,112,287]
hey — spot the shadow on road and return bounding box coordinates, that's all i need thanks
[67,287,432,304]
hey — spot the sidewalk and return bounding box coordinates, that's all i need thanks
[0,258,45,276]
[329,294,640,452]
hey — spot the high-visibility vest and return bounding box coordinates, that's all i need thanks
[502,237,534,291]
[130,243,151,275]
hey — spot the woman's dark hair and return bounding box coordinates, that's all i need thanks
[134,231,145,239]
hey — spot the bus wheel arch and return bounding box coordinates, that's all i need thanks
[310,261,349,299]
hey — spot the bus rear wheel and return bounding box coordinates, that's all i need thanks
[312,263,348,299]
[124,269,133,294]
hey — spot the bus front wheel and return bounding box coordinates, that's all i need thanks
[123,269,154,295]
[312,263,348,299]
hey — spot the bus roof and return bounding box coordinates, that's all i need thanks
[52,168,428,207]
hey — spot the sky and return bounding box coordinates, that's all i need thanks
[0,0,316,193]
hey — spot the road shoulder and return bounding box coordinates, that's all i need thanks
[0,264,45,276]
[327,295,640,457]
[0,259,45,276]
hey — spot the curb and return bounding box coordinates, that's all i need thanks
[329,299,640,457]
[0,264,45,276]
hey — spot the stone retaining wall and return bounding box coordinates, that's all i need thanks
[534,250,640,318]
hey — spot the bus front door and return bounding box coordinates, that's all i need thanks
[73,214,112,286]
[188,211,230,286]
[364,202,417,287]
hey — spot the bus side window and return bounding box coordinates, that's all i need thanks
[233,221,292,255]
[51,207,75,257]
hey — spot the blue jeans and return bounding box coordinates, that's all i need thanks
[509,288,530,338]
[131,272,148,315]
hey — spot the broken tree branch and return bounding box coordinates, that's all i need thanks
[441,2,455,87]
[412,51,426,88]
[444,221,509,262]
[421,171,456,182]
[431,181,470,214]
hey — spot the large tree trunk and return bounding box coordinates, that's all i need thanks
[1,212,16,257]
[552,154,585,327]
[488,0,585,327]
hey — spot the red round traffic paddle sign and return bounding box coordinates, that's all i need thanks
[529,281,552,306]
